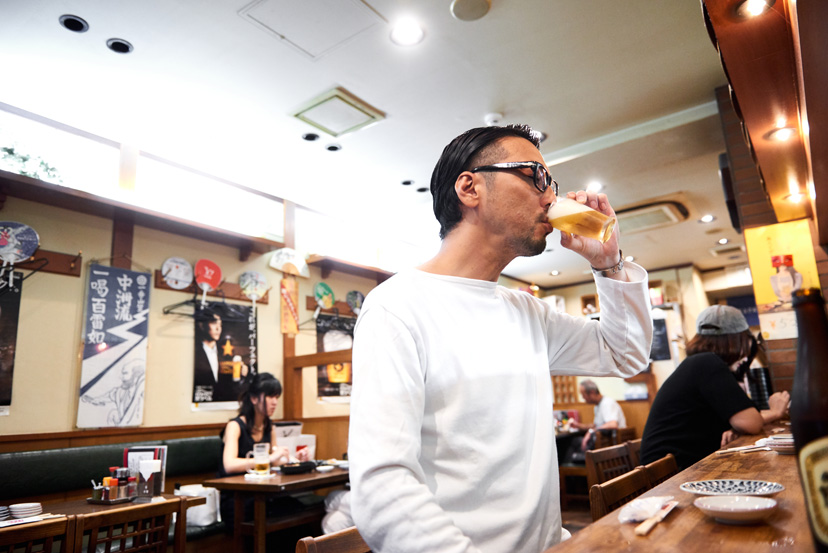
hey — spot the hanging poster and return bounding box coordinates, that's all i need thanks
[744,219,819,340]
[280,278,299,335]
[193,301,256,405]
[0,271,22,416]
[315,313,355,403]
[77,264,151,428]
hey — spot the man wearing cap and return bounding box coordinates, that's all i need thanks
[640,305,790,469]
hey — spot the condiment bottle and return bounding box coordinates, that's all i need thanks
[127,476,137,498]
[790,287,828,552]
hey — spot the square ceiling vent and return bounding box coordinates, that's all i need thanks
[293,87,385,137]
[616,201,688,234]
[238,0,385,60]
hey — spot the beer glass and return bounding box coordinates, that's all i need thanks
[547,197,616,243]
[246,443,270,475]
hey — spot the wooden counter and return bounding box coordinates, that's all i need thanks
[546,425,815,552]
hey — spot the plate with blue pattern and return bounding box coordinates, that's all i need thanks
[680,479,784,496]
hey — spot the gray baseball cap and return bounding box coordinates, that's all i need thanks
[696,305,749,335]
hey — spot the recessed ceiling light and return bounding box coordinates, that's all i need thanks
[624,255,635,262]
[735,0,775,17]
[416,186,429,193]
[550,270,560,276]
[401,180,414,186]
[390,17,425,46]
[326,143,342,152]
[302,133,319,141]
[106,38,133,54]
[699,214,716,223]
[59,14,89,33]
[586,180,603,193]
[718,238,729,245]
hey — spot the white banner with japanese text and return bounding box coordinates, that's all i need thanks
[77,264,150,428]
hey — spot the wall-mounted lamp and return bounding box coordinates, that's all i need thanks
[735,0,776,17]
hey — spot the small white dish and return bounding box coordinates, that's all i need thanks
[680,479,784,496]
[694,495,777,524]
[316,465,334,473]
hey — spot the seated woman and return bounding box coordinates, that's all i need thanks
[218,372,310,525]
[640,305,789,470]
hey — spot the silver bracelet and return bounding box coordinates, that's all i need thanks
[591,250,624,278]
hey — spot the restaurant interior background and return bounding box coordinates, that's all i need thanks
[0,0,825,456]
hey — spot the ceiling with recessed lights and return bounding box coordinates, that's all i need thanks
[0,0,749,288]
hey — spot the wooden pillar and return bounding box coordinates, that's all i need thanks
[111,208,134,270]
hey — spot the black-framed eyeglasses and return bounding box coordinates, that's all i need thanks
[470,161,558,196]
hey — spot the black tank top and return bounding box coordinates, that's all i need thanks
[217,416,272,477]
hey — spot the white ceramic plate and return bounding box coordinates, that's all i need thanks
[680,479,784,496]
[694,495,777,524]
[316,465,334,473]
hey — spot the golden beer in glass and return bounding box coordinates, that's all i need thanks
[547,197,616,243]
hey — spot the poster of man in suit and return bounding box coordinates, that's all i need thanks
[193,301,256,404]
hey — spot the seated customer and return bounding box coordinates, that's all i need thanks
[569,379,626,451]
[640,306,789,469]
[218,372,310,525]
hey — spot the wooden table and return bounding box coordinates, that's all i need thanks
[42,494,205,553]
[546,426,815,552]
[204,468,350,553]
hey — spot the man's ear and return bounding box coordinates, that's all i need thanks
[455,172,480,208]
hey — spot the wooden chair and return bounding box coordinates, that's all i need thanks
[593,427,636,449]
[295,526,371,553]
[625,438,642,466]
[0,515,76,553]
[585,442,634,489]
[559,464,589,509]
[72,497,183,553]
[641,452,679,488]
[589,467,650,521]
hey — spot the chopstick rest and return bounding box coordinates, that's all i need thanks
[635,500,679,536]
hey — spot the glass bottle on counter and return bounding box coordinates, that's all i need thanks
[790,287,828,552]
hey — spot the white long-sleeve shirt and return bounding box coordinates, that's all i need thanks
[349,265,652,553]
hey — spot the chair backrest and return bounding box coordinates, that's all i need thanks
[641,452,679,488]
[589,467,650,521]
[625,438,642,466]
[585,442,634,488]
[594,427,636,449]
[295,526,370,553]
[72,497,182,553]
[0,515,76,553]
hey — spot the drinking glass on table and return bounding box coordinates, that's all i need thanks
[246,443,270,475]
[547,196,616,243]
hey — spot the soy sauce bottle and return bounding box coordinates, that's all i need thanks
[790,288,828,552]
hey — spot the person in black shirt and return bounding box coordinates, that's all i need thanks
[217,373,309,525]
[640,305,789,469]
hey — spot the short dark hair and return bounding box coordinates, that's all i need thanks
[430,124,541,239]
[686,330,755,366]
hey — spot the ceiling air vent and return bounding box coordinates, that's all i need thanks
[709,243,746,257]
[293,87,385,137]
[616,201,688,234]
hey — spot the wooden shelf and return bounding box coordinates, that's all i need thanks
[153,270,269,304]
[307,255,392,284]
[16,248,83,277]
[0,170,285,261]
[305,296,356,318]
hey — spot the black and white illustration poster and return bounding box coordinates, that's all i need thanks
[77,264,150,428]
